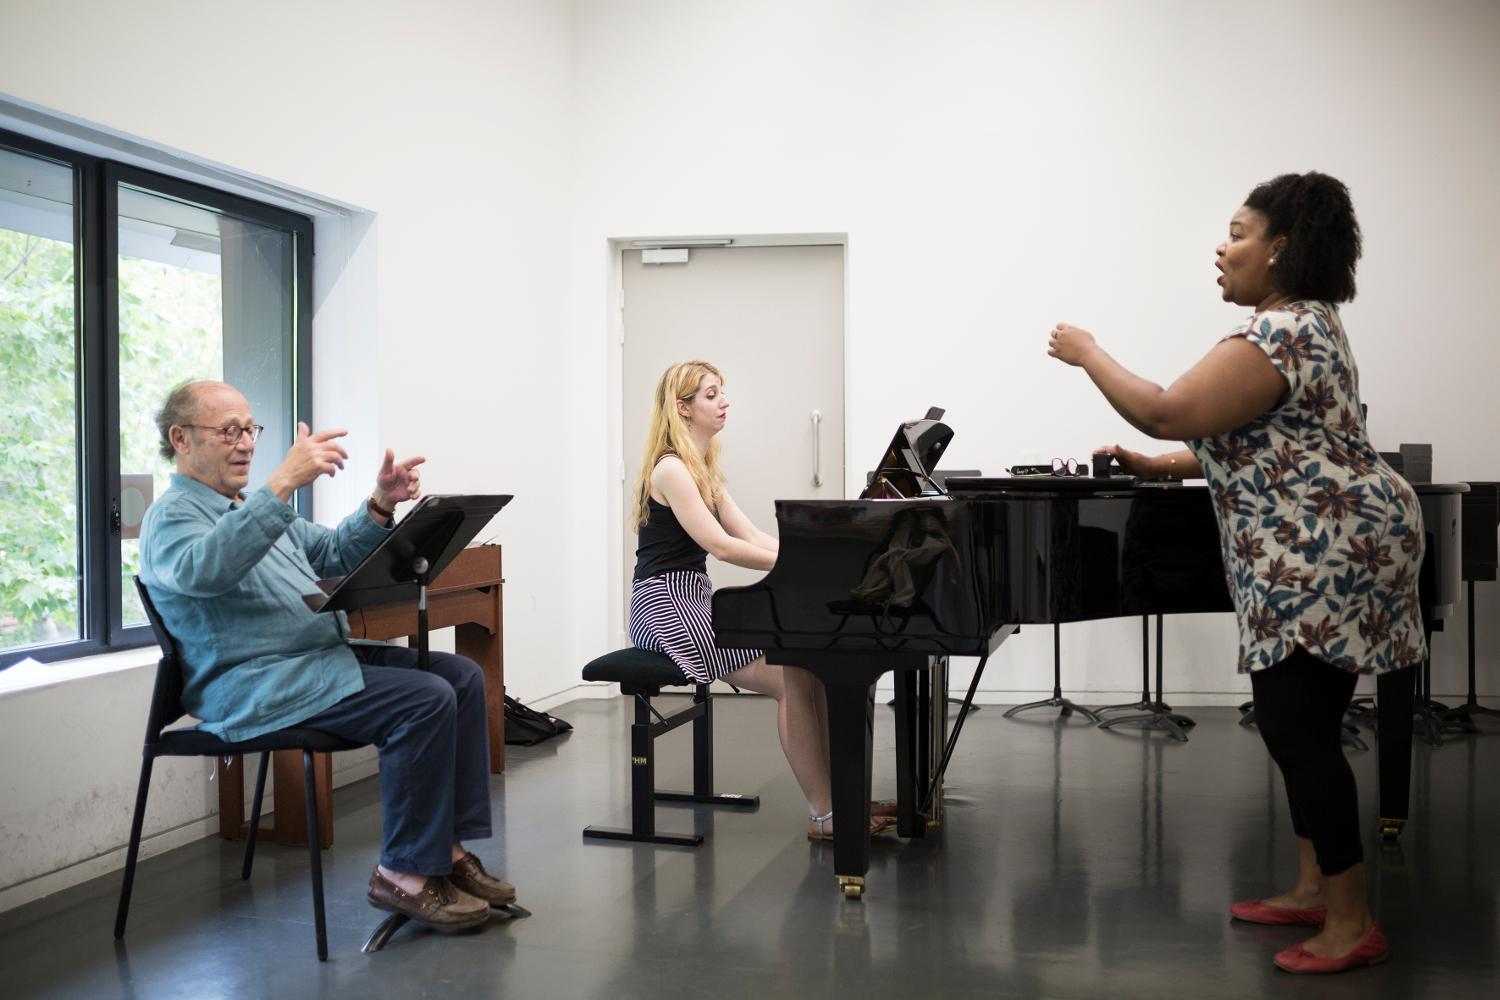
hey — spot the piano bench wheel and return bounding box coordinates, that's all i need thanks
[1379,818,1405,841]
[838,876,865,899]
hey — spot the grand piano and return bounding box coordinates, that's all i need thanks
[713,411,1465,897]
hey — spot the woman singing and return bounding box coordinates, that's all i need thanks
[629,360,894,840]
[1048,172,1422,974]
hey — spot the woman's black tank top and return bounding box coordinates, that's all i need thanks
[633,497,708,580]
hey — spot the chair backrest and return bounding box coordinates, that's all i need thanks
[132,576,189,744]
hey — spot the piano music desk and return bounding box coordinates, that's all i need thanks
[215,545,505,846]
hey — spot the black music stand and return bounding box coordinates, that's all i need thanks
[302,493,527,951]
[305,494,511,672]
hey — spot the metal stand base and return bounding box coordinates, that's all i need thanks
[362,900,531,954]
[1439,580,1500,735]
[1005,696,1100,723]
[1006,624,1100,723]
[1095,698,1154,716]
[1241,705,1367,751]
[1441,701,1500,733]
[1098,704,1196,742]
[1097,617,1194,741]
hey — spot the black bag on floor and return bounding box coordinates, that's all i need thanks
[503,695,572,746]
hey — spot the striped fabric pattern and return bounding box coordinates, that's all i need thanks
[629,570,762,684]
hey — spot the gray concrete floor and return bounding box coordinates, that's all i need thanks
[3,697,1497,999]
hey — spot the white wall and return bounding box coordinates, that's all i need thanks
[3,0,1499,909]
[0,0,574,907]
[564,0,1500,703]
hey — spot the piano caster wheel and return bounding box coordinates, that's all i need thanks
[1379,818,1405,841]
[838,876,865,899]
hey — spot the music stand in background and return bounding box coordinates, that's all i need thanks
[305,494,512,670]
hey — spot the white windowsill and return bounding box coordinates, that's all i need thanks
[0,647,159,698]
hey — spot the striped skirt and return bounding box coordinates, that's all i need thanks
[629,570,762,684]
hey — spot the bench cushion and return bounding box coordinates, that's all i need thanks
[582,648,690,687]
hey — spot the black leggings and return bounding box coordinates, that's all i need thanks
[1250,646,1362,877]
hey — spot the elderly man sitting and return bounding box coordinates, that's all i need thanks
[139,379,511,932]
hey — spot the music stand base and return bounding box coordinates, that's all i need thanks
[1098,704,1196,742]
[1004,697,1100,724]
[1441,701,1500,729]
[362,900,531,954]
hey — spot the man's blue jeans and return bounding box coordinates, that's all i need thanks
[300,645,492,874]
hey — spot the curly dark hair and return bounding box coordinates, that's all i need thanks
[1243,172,1361,303]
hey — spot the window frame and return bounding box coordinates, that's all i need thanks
[0,126,313,666]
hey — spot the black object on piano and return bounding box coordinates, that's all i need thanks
[863,407,952,499]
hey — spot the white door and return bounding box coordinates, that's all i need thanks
[621,243,845,617]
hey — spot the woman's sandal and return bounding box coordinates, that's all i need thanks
[808,809,897,841]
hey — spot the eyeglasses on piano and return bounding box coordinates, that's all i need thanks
[1007,457,1087,478]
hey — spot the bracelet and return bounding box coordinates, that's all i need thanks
[367,493,395,519]
[1167,456,1178,481]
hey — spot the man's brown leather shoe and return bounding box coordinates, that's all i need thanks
[366,867,489,931]
[448,851,517,906]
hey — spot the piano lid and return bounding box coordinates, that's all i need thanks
[863,407,953,500]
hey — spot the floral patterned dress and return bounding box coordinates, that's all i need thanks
[1186,300,1426,675]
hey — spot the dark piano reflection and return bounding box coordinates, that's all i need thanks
[838,506,958,626]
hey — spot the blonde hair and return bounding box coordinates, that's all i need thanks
[634,360,726,529]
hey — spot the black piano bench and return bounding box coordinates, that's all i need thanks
[580,648,759,847]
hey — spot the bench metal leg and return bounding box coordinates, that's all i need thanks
[656,685,760,809]
[584,693,702,846]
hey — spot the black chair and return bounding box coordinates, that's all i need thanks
[580,648,758,846]
[117,577,365,961]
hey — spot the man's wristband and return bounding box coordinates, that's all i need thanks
[367,493,395,519]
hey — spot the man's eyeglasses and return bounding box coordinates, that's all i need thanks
[1007,457,1087,478]
[185,423,264,445]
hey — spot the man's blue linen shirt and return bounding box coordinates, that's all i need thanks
[139,474,392,743]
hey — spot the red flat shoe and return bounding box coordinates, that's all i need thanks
[1230,898,1327,926]
[1274,924,1389,974]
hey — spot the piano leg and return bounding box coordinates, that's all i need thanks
[772,651,926,897]
[1376,662,1417,840]
[825,676,877,897]
[892,669,924,839]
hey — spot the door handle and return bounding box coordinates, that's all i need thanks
[811,410,823,489]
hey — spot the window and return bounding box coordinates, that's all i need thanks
[0,129,311,665]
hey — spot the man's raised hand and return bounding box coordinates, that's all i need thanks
[267,422,349,501]
[374,449,427,508]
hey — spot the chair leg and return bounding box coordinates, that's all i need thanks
[114,754,156,940]
[242,751,271,880]
[304,750,329,961]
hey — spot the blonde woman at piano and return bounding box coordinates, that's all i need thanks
[629,360,895,840]
[1049,172,1422,975]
